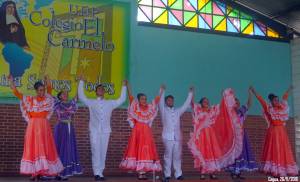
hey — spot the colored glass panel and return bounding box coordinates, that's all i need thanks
[240,19,251,31]
[227,18,238,32]
[140,5,152,21]
[213,15,224,28]
[189,0,198,10]
[198,0,210,10]
[154,0,166,7]
[137,8,151,22]
[228,9,239,18]
[267,28,279,38]
[171,0,183,10]
[137,0,282,39]
[242,22,254,35]
[139,0,152,6]
[153,7,165,20]
[169,11,181,25]
[169,0,177,6]
[185,15,198,28]
[155,10,168,24]
[215,1,226,14]
[184,0,195,11]
[199,15,210,29]
[215,18,226,31]
[200,1,212,13]
[213,2,224,15]
[184,11,196,24]
[172,10,183,23]
[254,22,265,36]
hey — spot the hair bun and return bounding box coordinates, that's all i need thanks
[268,93,278,102]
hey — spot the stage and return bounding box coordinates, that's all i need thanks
[0,174,273,182]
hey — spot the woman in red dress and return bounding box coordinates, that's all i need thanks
[119,84,164,180]
[250,86,299,177]
[9,75,63,180]
[188,88,243,180]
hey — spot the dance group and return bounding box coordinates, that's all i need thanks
[8,74,299,181]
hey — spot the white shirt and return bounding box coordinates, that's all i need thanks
[159,91,193,141]
[78,80,126,133]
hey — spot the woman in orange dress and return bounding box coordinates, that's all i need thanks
[9,75,63,180]
[188,88,243,180]
[250,86,299,177]
[119,84,164,180]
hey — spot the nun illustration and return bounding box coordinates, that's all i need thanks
[0,1,33,78]
[0,0,29,47]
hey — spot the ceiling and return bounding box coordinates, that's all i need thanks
[232,0,300,37]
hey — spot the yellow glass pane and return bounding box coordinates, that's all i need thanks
[186,15,198,28]
[215,18,226,31]
[168,0,177,6]
[242,22,254,35]
[198,0,210,10]
[155,10,168,24]
[267,28,279,38]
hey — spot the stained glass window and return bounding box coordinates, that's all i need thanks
[137,0,281,39]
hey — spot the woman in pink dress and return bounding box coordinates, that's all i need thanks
[250,86,299,177]
[9,75,63,181]
[188,88,243,180]
[120,84,164,180]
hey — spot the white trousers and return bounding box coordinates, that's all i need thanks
[163,139,182,178]
[90,131,110,177]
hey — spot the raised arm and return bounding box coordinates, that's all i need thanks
[246,87,253,109]
[283,85,293,101]
[112,80,128,109]
[126,81,135,104]
[159,85,166,111]
[8,75,23,100]
[178,86,194,115]
[154,85,165,105]
[250,86,268,112]
[77,76,91,106]
[44,75,52,95]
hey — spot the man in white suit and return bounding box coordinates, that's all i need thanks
[159,86,193,181]
[78,77,127,181]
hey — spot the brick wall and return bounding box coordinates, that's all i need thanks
[0,104,296,176]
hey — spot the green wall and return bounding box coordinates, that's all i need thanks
[118,0,292,114]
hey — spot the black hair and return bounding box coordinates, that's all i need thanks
[199,97,208,106]
[165,95,174,102]
[268,93,278,102]
[95,84,104,92]
[137,93,146,100]
[57,91,63,100]
[33,81,44,90]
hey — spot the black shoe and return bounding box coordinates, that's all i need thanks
[176,176,184,180]
[39,176,51,181]
[162,177,170,182]
[95,175,101,181]
[55,176,62,181]
[62,177,69,181]
[210,174,218,180]
[99,177,105,181]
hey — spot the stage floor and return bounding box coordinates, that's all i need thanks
[0,175,274,182]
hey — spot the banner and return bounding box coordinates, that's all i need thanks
[0,0,129,100]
